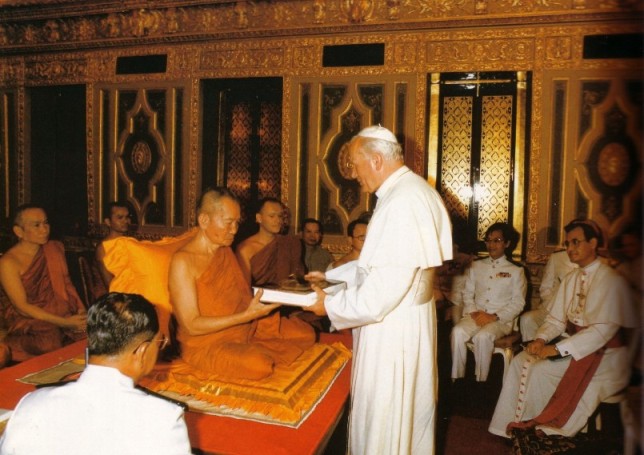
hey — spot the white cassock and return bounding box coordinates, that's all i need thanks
[489,259,638,438]
[325,166,452,455]
[520,250,576,341]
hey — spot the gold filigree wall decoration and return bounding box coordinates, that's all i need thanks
[200,47,285,71]
[1,59,22,86]
[475,0,488,15]
[281,75,293,207]
[187,78,200,228]
[393,42,417,66]
[24,58,87,84]
[407,0,469,16]
[0,1,640,56]
[16,86,25,207]
[85,82,96,233]
[440,96,473,223]
[495,0,567,11]
[409,74,425,178]
[545,36,572,61]
[293,46,317,69]
[427,38,535,65]
[477,95,513,239]
[341,0,374,23]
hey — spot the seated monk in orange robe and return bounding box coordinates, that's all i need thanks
[169,189,315,381]
[0,205,86,362]
[236,197,304,287]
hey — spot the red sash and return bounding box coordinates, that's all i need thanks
[508,323,624,433]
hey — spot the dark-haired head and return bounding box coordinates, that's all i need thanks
[87,292,159,356]
[347,219,368,237]
[301,218,322,233]
[564,218,604,251]
[484,222,513,243]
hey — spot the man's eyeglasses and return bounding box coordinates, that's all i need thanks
[563,238,587,248]
[484,238,505,244]
[149,334,169,351]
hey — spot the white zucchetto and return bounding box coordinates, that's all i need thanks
[356,125,398,144]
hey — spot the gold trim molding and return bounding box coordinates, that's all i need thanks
[0,1,641,55]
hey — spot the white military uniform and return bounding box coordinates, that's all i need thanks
[325,166,452,455]
[0,365,191,455]
[450,256,527,381]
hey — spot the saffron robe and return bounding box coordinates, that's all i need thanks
[4,241,85,360]
[489,260,637,437]
[325,166,453,454]
[177,247,315,381]
[248,235,304,286]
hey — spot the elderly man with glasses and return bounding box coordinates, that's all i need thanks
[450,221,527,382]
[489,218,638,439]
[0,292,191,454]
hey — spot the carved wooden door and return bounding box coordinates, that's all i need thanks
[202,78,282,223]
[432,71,529,254]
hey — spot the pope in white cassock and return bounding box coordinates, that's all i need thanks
[305,125,453,454]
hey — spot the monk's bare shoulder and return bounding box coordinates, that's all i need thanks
[170,241,213,279]
[236,235,265,258]
[0,247,22,274]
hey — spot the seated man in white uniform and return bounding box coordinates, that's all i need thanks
[0,292,191,455]
[450,222,527,382]
[489,218,637,438]
[520,249,576,342]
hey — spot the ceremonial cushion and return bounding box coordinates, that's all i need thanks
[140,341,351,428]
[102,229,196,335]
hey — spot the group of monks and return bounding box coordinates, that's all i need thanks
[0,193,348,380]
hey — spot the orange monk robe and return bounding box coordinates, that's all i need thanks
[248,235,305,286]
[4,241,86,361]
[177,247,315,381]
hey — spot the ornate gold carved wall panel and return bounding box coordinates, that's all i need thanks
[290,75,416,253]
[90,83,192,236]
[534,70,642,262]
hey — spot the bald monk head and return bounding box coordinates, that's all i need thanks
[196,188,241,248]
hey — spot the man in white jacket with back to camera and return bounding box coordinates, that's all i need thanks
[0,292,191,455]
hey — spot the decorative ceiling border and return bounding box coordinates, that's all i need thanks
[0,1,640,56]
